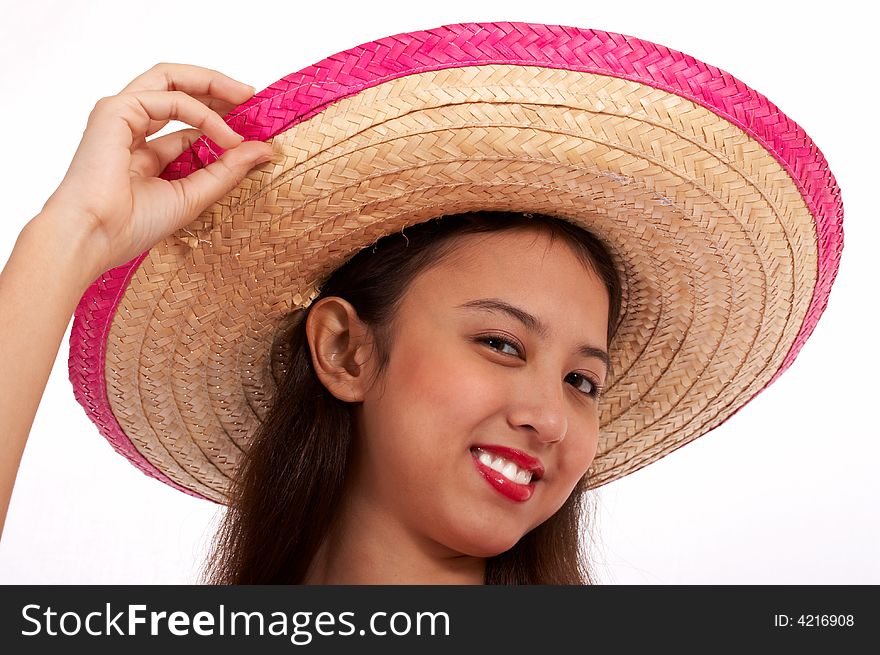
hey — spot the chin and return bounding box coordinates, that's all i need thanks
[442,522,526,559]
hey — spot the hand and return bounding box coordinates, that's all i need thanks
[41,62,274,277]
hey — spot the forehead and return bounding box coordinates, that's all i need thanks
[402,228,610,342]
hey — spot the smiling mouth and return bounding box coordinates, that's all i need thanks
[469,448,537,503]
[469,447,543,484]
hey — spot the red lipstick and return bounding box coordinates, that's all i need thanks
[470,445,544,503]
[472,445,544,479]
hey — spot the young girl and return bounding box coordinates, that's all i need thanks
[0,22,843,584]
[207,209,620,584]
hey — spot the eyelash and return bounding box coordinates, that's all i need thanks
[475,334,605,399]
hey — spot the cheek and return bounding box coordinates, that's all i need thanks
[359,339,508,487]
[390,341,505,424]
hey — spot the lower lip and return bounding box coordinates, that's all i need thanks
[470,450,536,502]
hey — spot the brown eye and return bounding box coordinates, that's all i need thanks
[566,372,602,398]
[477,335,522,357]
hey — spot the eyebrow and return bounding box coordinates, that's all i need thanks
[455,298,610,369]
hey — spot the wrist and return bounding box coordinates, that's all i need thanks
[23,207,110,292]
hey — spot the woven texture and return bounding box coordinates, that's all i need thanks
[68,22,843,502]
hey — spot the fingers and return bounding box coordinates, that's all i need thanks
[116,63,257,140]
[119,62,255,105]
[131,92,263,176]
[169,140,273,230]
[139,96,242,140]
[130,128,203,178]
[93,90,245,153]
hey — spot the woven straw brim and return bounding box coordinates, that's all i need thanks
[69,24,842,504]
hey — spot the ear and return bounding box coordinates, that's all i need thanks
[304,296,376,403]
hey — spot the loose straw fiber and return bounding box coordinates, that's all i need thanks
[68,22,843,503]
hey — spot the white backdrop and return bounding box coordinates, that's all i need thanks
[0,0,876,584]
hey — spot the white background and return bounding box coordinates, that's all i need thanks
[0,0,876,584]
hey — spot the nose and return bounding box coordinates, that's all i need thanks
[507,375,568,444]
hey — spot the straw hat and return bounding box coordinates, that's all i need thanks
[68,22,843,504]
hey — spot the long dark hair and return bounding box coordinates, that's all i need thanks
[201,210,622,584]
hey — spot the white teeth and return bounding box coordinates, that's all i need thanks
[512,468,532,485]
[475,450,533,485]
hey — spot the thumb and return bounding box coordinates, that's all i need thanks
[174,142,274,223]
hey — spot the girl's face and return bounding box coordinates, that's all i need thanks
[350,228,610,557]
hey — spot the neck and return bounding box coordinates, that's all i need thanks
[302,493,486,585]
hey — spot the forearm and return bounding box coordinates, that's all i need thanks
[0,211,104,537]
